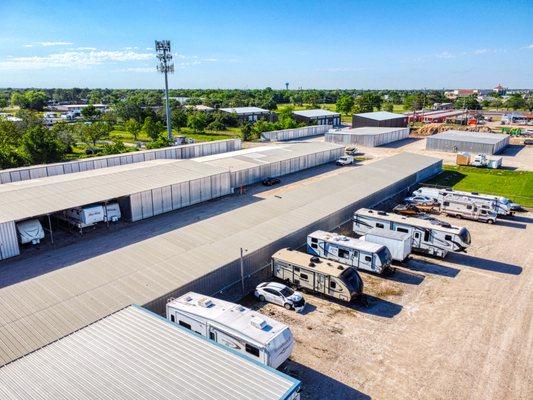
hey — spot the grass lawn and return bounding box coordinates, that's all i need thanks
[425,165,533,208]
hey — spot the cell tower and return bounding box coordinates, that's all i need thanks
[155,40,174,141]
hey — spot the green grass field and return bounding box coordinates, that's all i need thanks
[426,165,533,208]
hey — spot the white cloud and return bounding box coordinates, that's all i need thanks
[117,67,154,73]
[317,66,366,72]
[75,47,97,51]
[23,41,73,47]
[522,44,533,49]
[435,51,455,59]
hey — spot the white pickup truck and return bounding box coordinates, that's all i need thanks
[336,155,355,166]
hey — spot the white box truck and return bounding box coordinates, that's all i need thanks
[16,219,45,245]
[166,292,294,369]
[361,228,412,262]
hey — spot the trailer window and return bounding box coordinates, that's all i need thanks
[414,232,420,239]
[364,256,371,262]
[178,320,191,330]
[311,238,318,243]
[170,314,175,322]
[300,273,309,280]
[294,267,300,272]
[338,249,350,259]
[443,201,450,206]
[245,343,260,357]
[397,227,408,233]
[445,235,452,241]
[311,243,318,249]
[330,281,337,289]
[424,230,430,241]
[466,205,472,210]
[376,223,384,229]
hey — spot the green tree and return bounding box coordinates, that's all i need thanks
[187,112,207,133]
[491,99,503,110]
[241,123,253,141]
[24,90,48,111]
[336,95,355,115]
[382,102,394,112]
[51,121,75,152]
[102,140,127,155]
[0,95,7,109]
[354,93,381,113]
[22,125,67,164]
[81,104,102,120]
[403,93,425,111]
[76,122,111,151]
[506,94,526,110]
[124,118,142,141]
[171,108,188,132]
[455,95,481,110]
[142,116,164,141]
[11,92,27,108]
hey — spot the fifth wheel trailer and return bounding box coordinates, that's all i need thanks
[166,292,294,369]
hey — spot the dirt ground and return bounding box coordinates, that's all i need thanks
[246,212,532,400]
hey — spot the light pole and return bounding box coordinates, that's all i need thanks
[240,247,248,295]
[155,40,174,142]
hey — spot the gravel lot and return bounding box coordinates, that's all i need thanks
[246,212,532,400]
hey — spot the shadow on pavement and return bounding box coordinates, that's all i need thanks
[406,258,460,278]
[448,253,522,275]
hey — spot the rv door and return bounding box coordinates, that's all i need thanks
[360,253,373,271]
[412,230,423,248]
[316,273,327,294]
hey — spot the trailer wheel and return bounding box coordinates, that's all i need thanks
[284,303,292,310]
[259,295,265,302]
[487,219,494,224]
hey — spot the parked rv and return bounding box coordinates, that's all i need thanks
[271,248,363,302]
[440,199,497,223]
[56,204,105,229]
[306,230,392,274]
[166,292,294,369]
[353,208,471,258]
[16,219,45,245]
[255,282,305,312]
[361,228,412,263]
[104,202,121,222]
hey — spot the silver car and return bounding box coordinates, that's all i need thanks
[255,282,305,312]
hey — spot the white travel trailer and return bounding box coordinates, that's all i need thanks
[16,219,45,245]
[361,228,412,262]
[103,202,121,222]
[413,187,512,216]
[307,230,392,274]
[353,208,471,258]
[440,198,497,223]
[57,204,105,229]
[166,292,294,369]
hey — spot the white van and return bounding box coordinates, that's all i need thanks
[16,219,45,245]
[166,292,294,369]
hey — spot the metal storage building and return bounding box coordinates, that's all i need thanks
[196,142,344,187]
[219,107,271,123]
[0,305,300,400]
[352,111,408,128]
[325,127,410,147]
[0,152,441,366]
[292,109,341,126]
[425,130,509,154]
[260,125,331,142]
[0,139,241,184]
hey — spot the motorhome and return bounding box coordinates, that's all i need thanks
[440,198,497,223]
[16,219,45,245]
[361,228,412,262]
[413,187,512,216]
[166,292,294,369]
[353,208,471,258]
[271,248,364,302]
[56,204,105,229]
[307,230,392,274]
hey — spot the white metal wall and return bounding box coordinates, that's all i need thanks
[129,172,232,222]
[0,139,242,184]
[0,221,20,260]
[260,125,332,142]
[325,128,410,147]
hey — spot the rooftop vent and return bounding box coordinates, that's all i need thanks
[308,262,316,267]
[337,265,345,270]
[310,256,320,263]
[198,297,214,308]
[250,316,268,330]
[378,211,387,216]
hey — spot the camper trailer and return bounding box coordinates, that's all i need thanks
[271,248,364,302]
[413,187,512,216]
[103,202,121,222]
[353,208,471,258]
[306,230,392,274]
[166,292,294,369]
[440,199,497,223]
[56,204,105,229]
[361,228,412,262]
[16,219,45,245]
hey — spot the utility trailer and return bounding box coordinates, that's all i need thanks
[166,292,294,369]
[272,248,364,302]
[353,208,471,258]
[307,230,392,274]
[361,228,412,262]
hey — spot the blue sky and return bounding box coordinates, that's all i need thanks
[0,0,532,89]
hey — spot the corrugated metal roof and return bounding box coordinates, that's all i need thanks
[0,152,440,366]
[0,305,299,400]
[219,107,270,114]
[0,160,229,223]
[354,111,406,121]
[331,127,408,136]
[292,109,339,118]
[430,130,508,144]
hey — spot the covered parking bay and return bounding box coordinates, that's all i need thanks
[0,152,441,366]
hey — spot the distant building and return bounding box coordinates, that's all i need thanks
[432,102,454,111]
[219,106,271,123]
[493,84,507,95]
[186,104,215,112]
[168,96,190,105]
[54,103,109,113]
[292,109,341,126]
[352,111,407,128]
[444,89,479,100]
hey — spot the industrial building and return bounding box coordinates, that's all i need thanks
[426,130,509,154]
[0,305,300,400]
[219,106,271,123]
[325,127,410,147]
[0,152,441,366]
[260,125,331,142]
[0,139,241,184]
[292,109,341,126]
[352,111,407,128]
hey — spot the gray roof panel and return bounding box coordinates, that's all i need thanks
[354,111,406,121]
[292,109,340,118]
[429,130,509,144]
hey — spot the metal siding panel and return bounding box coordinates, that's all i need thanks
[171,184,182,209]
[161,186,173,213]
[151,188,163,216]
[0,221,20,260]
[140,191,154,219]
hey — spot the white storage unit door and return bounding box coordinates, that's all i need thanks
[0,221,20,260]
